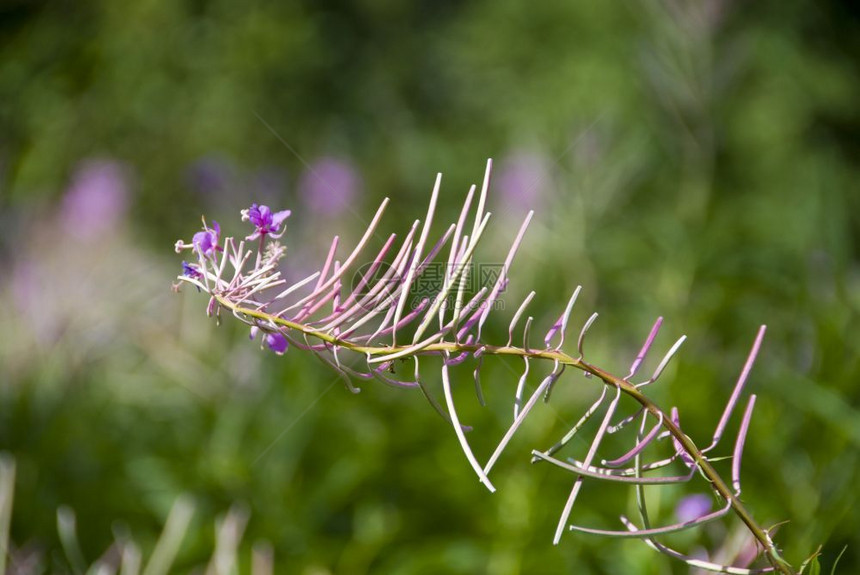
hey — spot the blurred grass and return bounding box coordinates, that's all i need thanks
[1,0,859,573]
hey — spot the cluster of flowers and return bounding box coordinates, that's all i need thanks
[176,204,291,355]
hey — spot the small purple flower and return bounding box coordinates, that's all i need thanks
[266,332,289,354]
[675,494,712,523]
[181,261,203,279]
[192,221,221,257]
[242,204,290,241]
[250,326,289,355]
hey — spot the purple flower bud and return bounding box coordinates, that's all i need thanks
[192,221,221,257]
[675,494,712,523]
[265,332,289,354]
[181,261,203,279]
[250,326,289,355]
[243,204,291,241]
[298,157,361,218]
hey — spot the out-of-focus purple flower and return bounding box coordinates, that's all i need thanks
[61,159,130,240]
[497,151,550,212]
[675,494,712,523]
[298,157,361,217]
[250,326,289,355]
[192,221,221,257]
[242,204,290,241]
[253,166,288,202]
[733,529,761,568]
[187,156,233,196]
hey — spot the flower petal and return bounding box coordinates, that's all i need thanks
[271,209,291,231]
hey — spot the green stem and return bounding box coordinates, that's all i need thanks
[215,295,796,575]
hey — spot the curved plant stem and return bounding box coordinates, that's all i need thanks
[215,294,796,575]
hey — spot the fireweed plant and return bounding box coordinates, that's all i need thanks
[173,160,807,575]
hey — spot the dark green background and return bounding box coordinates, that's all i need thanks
[1,1,858,573]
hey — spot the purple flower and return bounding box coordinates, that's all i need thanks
[497,151,550,213]
[675,494,712,523]
[266,332,289,354]
[192,221,221,257]
[298,157,361,217]
[250,327,289,355]
[181,261,203,279]
[61,159,130,240]
[242,204,290,241]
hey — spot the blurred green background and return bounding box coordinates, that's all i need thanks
[1,0,858,573]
